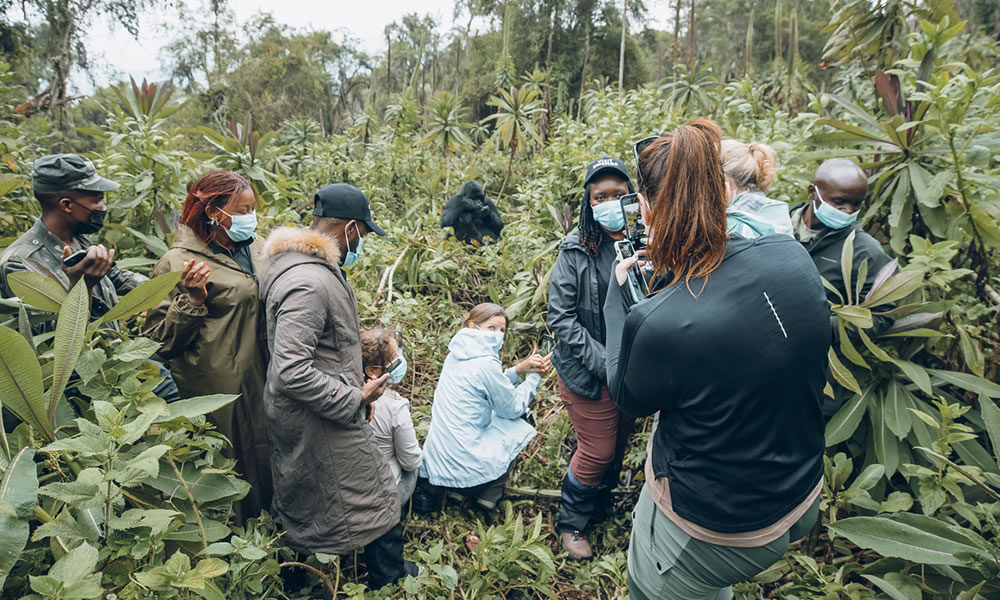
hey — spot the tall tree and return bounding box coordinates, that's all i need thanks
[12,0,161,124]
[618,0,627,93]
[482,86,544,199]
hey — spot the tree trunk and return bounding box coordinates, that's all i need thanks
[445,150,452,192]
[578,27,591,119]
[673,0,682,69]
[47,0,75,126]
[498,138,518,200]
[744,5,755,77]
[774,0,782,63]
[687,0,696,64]
[386,32,392,98]
[785,0,799,109]
[618,0,627,94]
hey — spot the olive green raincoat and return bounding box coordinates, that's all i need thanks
[143,224,272,521]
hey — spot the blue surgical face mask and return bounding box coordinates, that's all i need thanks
[390,355,407,383]
[219,209,257,242]
[591,200,625,232]
[342,221,364,267]
[474,325,505,353]
[813,188,858,230]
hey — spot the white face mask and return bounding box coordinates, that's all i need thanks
[473,325,505,353]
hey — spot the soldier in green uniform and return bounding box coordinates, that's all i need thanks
[0,154,147,322]
[0,153,178,402]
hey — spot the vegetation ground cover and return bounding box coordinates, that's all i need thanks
[1,0,1000,598]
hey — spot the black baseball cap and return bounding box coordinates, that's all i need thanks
[313,183,385,236]
[584,157,631,185]
[32,154,120,194]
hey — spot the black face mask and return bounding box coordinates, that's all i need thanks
[68,199,106,235]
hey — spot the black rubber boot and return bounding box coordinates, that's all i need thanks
[555,469,601,533]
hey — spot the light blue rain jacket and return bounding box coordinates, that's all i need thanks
[727,191,794,239]
[420,328,541,488]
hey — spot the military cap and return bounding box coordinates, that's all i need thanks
[31,154,120,194]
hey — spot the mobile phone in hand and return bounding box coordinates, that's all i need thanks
[63,249,87,267]
[385,357,403,373]
[614,239,649,304]
[540,333,555,356]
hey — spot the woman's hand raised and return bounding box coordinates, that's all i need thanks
[180,259,211,306]
[515,353,550,376]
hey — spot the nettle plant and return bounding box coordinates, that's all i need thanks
[0,271,280,599]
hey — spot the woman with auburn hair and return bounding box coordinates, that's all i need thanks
[720,139,793,239]
[144,170,271,523]
[420,303,550,510]
[605,120,830,599]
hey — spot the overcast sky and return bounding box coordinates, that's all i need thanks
[46,0,671,93]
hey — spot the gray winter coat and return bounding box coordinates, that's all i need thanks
[259,227,398,555]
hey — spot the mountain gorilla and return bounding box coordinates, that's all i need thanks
[440,181,504,245]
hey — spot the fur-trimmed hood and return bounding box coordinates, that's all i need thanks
[263,226,342,265]
[258,227,346,307]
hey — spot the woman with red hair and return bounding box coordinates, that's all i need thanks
[144,170,271,523]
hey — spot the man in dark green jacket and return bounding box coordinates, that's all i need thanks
[790,158,895,415]
[0,154,178,405]
[0,154,147,325]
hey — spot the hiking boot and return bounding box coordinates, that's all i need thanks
[446,491,465,504]
[561,530,593,560]
[475,497,497,510]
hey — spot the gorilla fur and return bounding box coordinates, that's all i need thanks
[440,181,504,245]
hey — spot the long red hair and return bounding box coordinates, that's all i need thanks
[638,119,728,290]
[180,171,252,244]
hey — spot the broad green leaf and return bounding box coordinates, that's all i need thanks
[111,445,170,487]
[955,325,985,377]
[7,271,67,313]
[879,492,914,513]
[113,338,162,363]
[74,349,106,385]
[929,369,1000,398]
[871,399,899,477]
[149,462,250,504]
[98,271,182,325]
[841,229,856,304]
[0,326,53,440]
[884,378,913,440]
[863,268,924,307]
[48,280,90,423]
[110,508,180,535]
[969,204,1000,248]
[154,394,238,424]
[163,519,231,543]
[838,320,869,368]
[980,395,1000,464]
[834,305,874,329]
[47,542,102,597]
[857,328,894,362]
[847,463,885,493]
[862,574,914,600]
[958,581,986,600]
[828,347,862,395]
[891,359,932,395]
[829,516,986,566]
[0,448,37,590]
[826,387,874,446]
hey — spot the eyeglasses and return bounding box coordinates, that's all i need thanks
[633,135,658,193]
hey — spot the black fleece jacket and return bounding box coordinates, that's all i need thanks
[605,235,829,533]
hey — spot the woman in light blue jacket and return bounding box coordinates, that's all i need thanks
[420,303,550,509]
[722,139,794,239]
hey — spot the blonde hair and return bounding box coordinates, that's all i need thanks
[720,139,778,193]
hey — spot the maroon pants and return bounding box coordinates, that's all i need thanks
[559,377,635,487]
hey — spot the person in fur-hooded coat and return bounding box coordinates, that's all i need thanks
[258,187,402,573]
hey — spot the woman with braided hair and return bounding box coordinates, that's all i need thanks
[546,157,636,560]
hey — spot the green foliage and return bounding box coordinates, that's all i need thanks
[0,3,999,597]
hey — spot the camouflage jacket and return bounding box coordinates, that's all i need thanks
[0,218,147,328]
